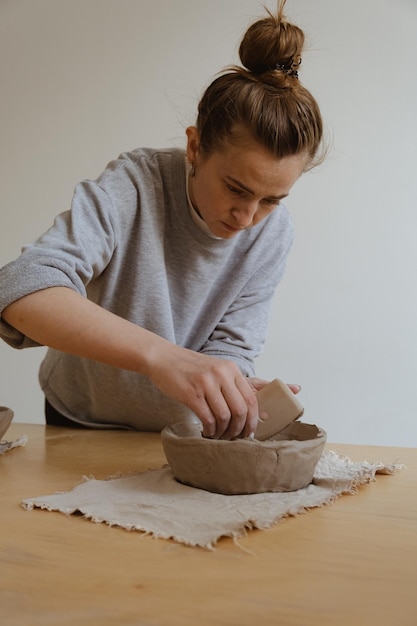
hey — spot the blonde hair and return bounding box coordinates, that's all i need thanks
[196,1,324,170]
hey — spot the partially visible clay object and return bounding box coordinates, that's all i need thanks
[0,406,14,440]
[255,379,304,441]
[161,421,327,495]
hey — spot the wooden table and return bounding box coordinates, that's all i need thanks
[1,424,416,626]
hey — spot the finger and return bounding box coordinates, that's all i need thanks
[219,404,247,440]
[186,391,219,439]
[202,385,234,439]
[222,375,258,440]
[203,379,247,440]
[239,380,259,439]
[247,377,269,392]
[200,410,218,439]
[287,383,301,394]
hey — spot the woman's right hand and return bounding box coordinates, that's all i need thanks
[146,343,259,440]
[2,287,259,440]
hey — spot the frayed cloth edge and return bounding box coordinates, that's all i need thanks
[20,451,403,550]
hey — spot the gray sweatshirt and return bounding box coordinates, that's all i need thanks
[0,148,294,429]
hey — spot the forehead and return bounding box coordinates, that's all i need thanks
[210,135,307,196]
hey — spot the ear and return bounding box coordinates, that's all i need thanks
[185,126,201,165]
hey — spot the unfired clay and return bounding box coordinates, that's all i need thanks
[255,379,304,440]
[161,421,327,495]
[0,406,14,440]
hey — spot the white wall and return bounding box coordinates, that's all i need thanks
[1,0,416,446]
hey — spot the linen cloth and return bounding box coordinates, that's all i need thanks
[22,451,401,549]
[0,435,27,455]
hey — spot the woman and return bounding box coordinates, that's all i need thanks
[0,1,324,439]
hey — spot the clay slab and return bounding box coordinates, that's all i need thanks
[255,379,304,440]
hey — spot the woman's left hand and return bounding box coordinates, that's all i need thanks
[247,377,301,395]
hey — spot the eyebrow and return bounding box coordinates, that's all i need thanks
[226,176,288,202]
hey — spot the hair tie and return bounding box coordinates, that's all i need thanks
[275,57,302,79]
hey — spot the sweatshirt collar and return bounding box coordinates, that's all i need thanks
[184,159,222,240]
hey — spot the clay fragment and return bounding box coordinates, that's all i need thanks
[161,421,327,495]
[255,379,304,440]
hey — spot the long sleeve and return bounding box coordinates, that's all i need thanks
[0,147,294,428]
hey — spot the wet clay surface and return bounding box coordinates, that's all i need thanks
[161,421,327,495]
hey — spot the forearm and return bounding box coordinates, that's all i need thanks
[2,287,259,439]
[2,287,166,377]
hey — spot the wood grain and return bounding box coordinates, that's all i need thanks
[1,423,416,626]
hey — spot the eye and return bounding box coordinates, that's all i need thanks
[263,198,281,207]
[226,183,244,196]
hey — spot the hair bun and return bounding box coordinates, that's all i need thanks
[195,0,324,167]
[238,5,305,77]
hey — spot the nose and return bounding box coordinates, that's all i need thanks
[231,201,258,229]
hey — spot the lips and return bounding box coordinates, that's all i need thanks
[221,222,241,233]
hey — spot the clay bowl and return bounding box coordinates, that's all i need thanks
[0,406,14,440]
[161,421,327,495]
